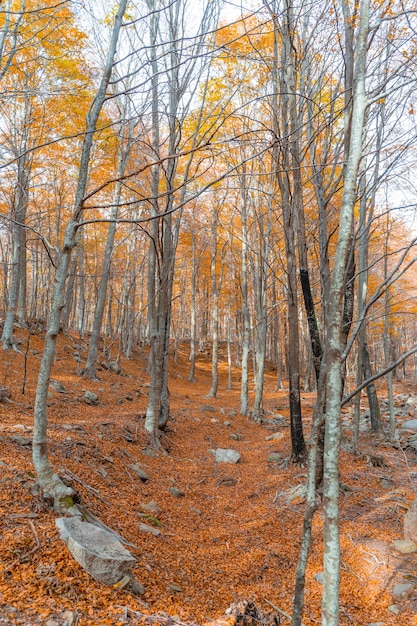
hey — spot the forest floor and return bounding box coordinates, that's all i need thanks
[1,331,417,625]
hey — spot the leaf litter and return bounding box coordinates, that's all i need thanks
[0,332,417,624]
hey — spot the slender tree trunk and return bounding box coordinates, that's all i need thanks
[83,120,132,378]
[2,152,30,348]
[322,3,369,624]
[188,229,197,382]
[240,168,250,415]
[207,210,221,398]
[383,222,395,437]
[252,192,271,421]
[32,0,127,510]
[363,342,382,434]
[227,301,232,391]
[274,4,306,461]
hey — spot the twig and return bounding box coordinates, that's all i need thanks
[264,598,304,625]
[62,469,110,505]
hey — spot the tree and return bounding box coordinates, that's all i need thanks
[32,0,128,512]
[142,0,222,445]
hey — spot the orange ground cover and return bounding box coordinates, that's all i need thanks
[0,331,417,625]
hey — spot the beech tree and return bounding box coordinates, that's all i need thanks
[32,0,128,512]
[141,0,222,444]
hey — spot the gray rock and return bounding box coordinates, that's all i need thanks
[201,404,216,412]
[388,605,400,614]
[140,501,160,514]
[168,583,182,592]
[190,507,202,515]
[56,517,135,585]
[130,579,145,595]
[50,380,66,393]
[0,459,7,466]
[223,421,231,426]
[215,448,240,464]
[314,572,324,583]
[139,523,161,536]
[267,452,282,463]
[368,623,385,626]
[401,419,417,430]
[141,448,158,458]
[392,582,414,601]
[83,390,99,405]
[169,486,185,498]
[127,464,149,482]
[381,478,394,489]
[230,433,244,441]
[265,432,285,442]
[61,611,75,626]
[10,435,31,446]
[390,539,417,554]
[404,499,417,543]
[45,620,60,626]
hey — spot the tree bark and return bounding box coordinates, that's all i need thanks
[32,0,128,511]
[322,3,369,624]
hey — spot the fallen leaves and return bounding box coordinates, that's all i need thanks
[0,333,417,624]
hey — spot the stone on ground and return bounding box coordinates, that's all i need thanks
[267,452,282,463]
[139,522,161,536]
[83,390,99,405]
[390,539,417,554]
[400,419,417,430]
[265,432,284,441]
[140,501,159,514]
[404,499,417,543]
[127,464,149,482]
[392,582,414,601]
[56,517,135,585]
[215,448,240,464]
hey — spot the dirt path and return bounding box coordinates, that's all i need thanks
[1,333,417,625]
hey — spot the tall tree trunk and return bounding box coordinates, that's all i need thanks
[83,118,133,379]
[188,228,197,382]
[32,0,127,511]
[240,167,250,415]
[252,191,271,421]
[2,152,30,348]
[274,3,306,461]
[322,3,369,624]
[207,209,221,398]
[362,341,382,434]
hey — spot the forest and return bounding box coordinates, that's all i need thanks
[1,0,417,625]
